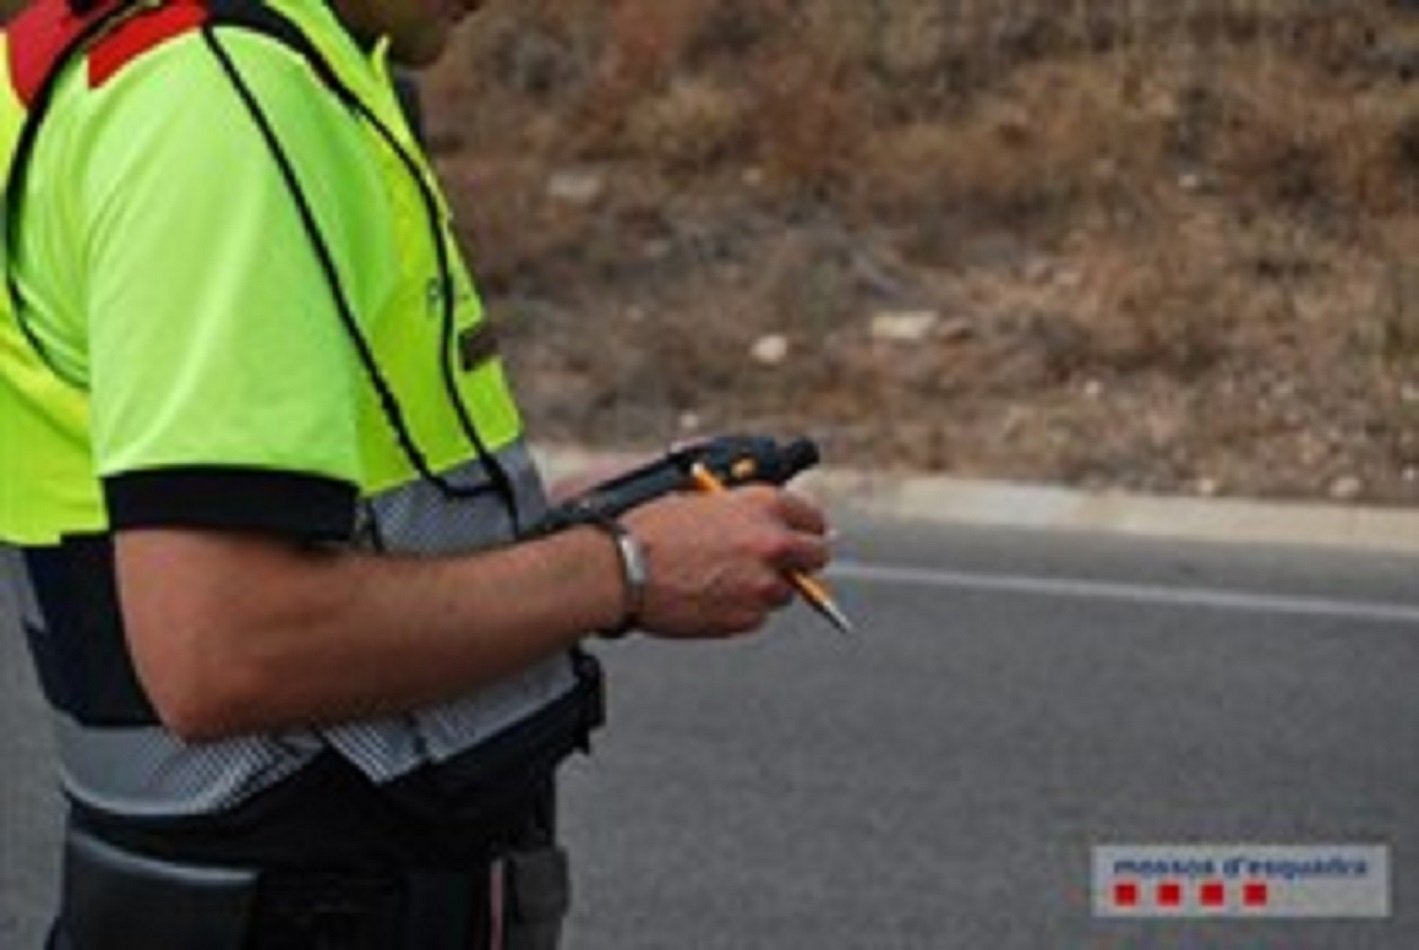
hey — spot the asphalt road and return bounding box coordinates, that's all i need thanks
[3,516,1418,949]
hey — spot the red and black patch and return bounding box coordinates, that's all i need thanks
[5,0,212,105]
[87,0,209,90]
[6,0,126,105]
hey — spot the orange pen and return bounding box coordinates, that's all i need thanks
[689,462,854,634]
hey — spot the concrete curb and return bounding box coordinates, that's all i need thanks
[533,444,1419,558]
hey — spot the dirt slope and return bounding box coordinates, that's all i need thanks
[425,0,1419,506]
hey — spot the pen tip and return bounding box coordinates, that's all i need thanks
[821,600,855,635]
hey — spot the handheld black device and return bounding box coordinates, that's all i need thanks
[531,435,821,537]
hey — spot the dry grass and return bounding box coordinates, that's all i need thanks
[423,0,1419,503]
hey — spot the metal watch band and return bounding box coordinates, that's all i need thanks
[590,516,647,638]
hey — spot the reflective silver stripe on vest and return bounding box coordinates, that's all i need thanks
[55,716,323,817]
[34,439,577,817]
[5,544,318,816]
[324,442,577,782]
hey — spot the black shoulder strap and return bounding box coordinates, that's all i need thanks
[196,11,522,521]
[206,0,358,104]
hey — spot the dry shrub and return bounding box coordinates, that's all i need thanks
[877,1,954,81]
[477,11,592,99]
[624,77,748,170]
[857,55,1171,248]
[750,54,870,192]
[1067,222,1240,376]
[794,0,880,75]
[574,0,722,147]
[1372,220,1419,364]
[757,234,858,337]
[444,158,599,296]
[601,0,717,88]
[1123,0,1372,51]
[435,2,608,155]
[437,0,1419,503]
[1209,55,1419,216]
[1331,98,1419,216]
[863,114,1061,234]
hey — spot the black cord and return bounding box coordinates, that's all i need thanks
[201,25,520,526]
[214,5,524,531]
[339,92,524,534]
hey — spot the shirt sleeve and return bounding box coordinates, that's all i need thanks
[76,29,393,540]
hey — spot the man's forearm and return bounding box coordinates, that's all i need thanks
[117,526,624,741]
[118,485,833,741]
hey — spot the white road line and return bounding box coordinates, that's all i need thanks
[828,561,1419,626]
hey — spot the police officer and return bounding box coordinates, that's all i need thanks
[0,0,832,946]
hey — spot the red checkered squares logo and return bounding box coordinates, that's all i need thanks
[1095,845,1389,919]
[1105,879,1270,912]
[1113,882,1139,908]
[1243,881,1270,908]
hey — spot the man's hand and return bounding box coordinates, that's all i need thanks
[622,487,832,638]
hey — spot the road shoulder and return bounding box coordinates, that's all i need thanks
[534,444,1419,557]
